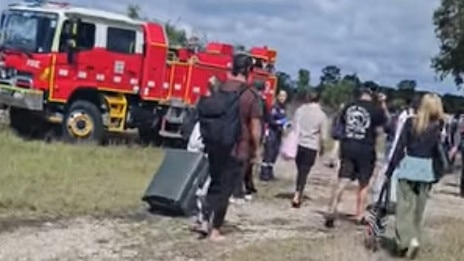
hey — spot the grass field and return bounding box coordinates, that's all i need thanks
[0,125,463,260]
[226,220,464,261]
[0,129,162,224]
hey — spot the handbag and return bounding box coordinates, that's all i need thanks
[280,127,298,160]
[432,141,450,183]
[330,114,344,140]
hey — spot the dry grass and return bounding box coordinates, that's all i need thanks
[421,218,464,261]
[0,130,162,223]
[225,218,464,261]
[225,235,375,261]
[0,119,462,260]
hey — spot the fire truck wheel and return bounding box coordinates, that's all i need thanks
[63,100,104,143]
[138,125,162,146]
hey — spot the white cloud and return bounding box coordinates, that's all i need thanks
[0,0,460,94]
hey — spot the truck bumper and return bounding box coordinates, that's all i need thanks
[0,84,44,111]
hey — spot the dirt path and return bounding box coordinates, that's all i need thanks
[0,158,463,261]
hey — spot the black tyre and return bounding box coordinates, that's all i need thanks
[62,100,104,143]
[137,117,162,147]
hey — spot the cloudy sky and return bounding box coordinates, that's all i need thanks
[1,0,460,95]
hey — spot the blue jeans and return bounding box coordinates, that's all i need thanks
[260,130,282,180]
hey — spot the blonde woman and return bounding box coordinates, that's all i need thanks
[385,93,445,259]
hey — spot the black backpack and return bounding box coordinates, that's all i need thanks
[330,113,344,140]
[197,83,248,149]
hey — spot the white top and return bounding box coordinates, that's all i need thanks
[187,122,204,153]
[293,103,328,150]
[388,109,413,160]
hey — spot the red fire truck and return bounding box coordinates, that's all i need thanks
[0,1,277,144]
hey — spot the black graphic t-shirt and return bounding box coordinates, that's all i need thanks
[341,100,387,147]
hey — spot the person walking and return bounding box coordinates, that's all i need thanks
[260,89,289,181]
[291,91,328,208]
[200,53,262,241]
[449,113,464,198]
[382,97,420,210]
[241,80,269,200]
[368,95,421,210]
[385,93,445,258]
[325,88,388,227]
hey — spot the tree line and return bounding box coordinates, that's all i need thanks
[127,2,464,114]
[276,66,464,114]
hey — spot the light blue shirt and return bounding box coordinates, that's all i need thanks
[394,155,435,183]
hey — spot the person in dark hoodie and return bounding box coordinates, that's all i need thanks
[259,89,288,181]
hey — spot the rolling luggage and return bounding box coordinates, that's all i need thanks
[142,148,210,216]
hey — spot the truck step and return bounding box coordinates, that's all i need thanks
[159,130,183,139]
[103,94,127,132]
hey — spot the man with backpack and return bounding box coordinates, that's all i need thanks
[197,53,263,241]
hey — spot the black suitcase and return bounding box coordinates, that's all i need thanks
[142,148,210,216]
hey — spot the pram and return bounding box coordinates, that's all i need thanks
[364,177,391,252]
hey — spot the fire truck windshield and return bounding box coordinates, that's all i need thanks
[0,10,58,54]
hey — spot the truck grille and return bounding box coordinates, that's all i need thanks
[0,67,33,88]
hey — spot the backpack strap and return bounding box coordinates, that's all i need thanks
[238,83,252,96]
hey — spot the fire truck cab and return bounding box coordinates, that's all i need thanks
[0,1,278,144]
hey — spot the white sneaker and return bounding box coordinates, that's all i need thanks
[406,238,420,259]
[244,194,253,201]
[229,197,245,205]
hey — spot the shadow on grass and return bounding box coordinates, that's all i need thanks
[379,236,401,258]
[313,210,371,227]
[146,206,187,218]
[436,190,462,198]
[314,209,356,219]
[444,182,459,188]
[274,192,311,200]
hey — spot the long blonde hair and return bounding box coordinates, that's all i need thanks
[413,93,445,134]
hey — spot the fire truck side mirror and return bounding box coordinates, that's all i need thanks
[66,39,76,64]
[65,18,80,64]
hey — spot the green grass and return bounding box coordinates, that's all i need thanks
[0,130,163,223]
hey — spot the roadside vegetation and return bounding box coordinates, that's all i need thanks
[226,219,464,261]
[0,126,463,260]
[0,129,162,225]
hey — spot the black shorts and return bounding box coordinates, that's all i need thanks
[338,142,376,187]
